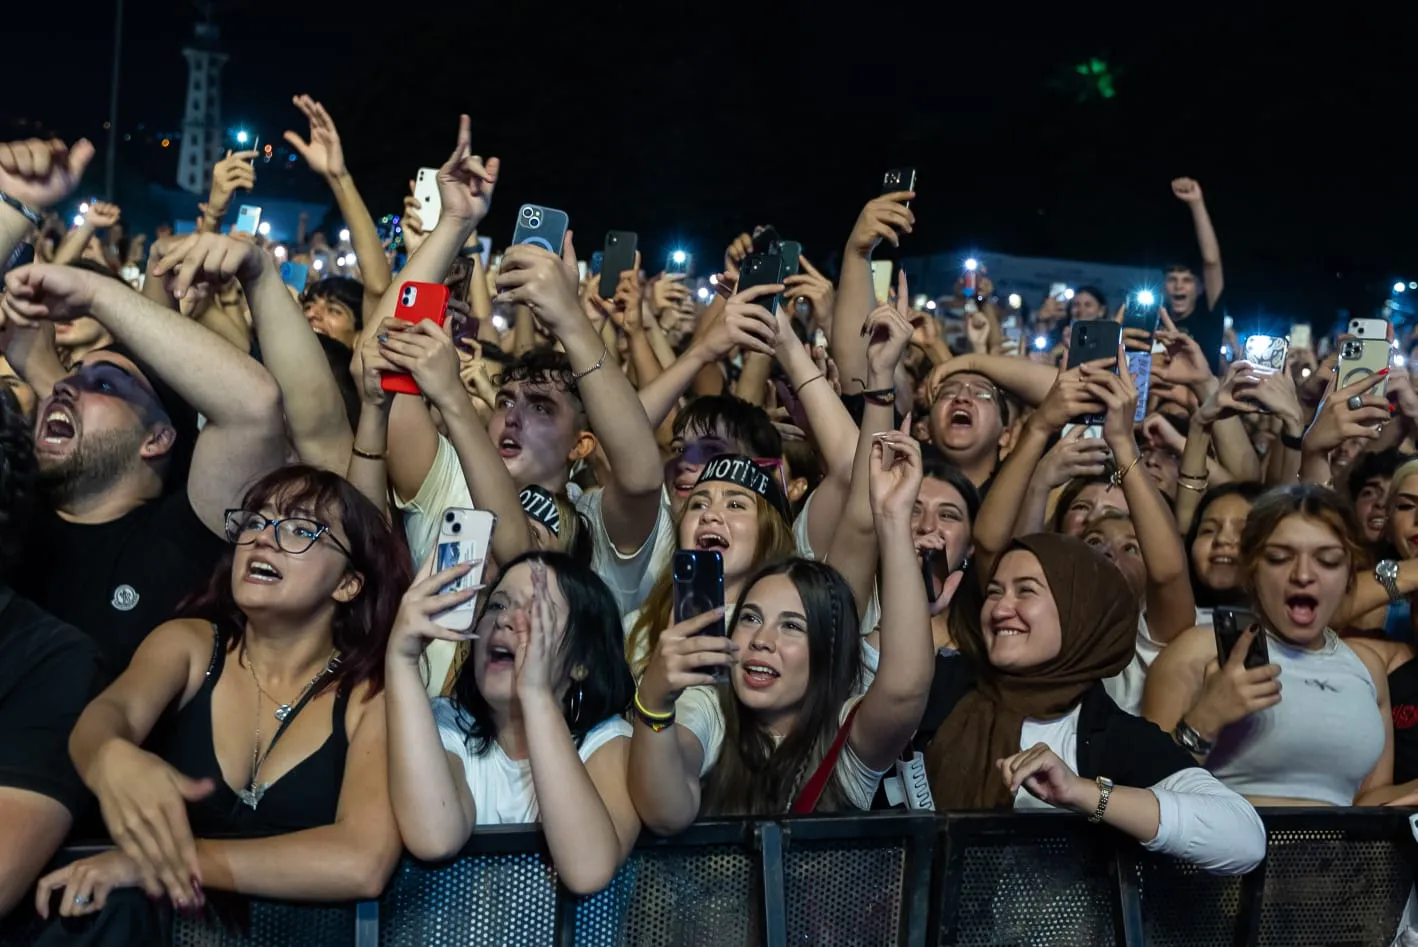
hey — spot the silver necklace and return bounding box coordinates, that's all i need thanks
[238,650,340,810]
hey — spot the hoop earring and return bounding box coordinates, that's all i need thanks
[569,683,583,725]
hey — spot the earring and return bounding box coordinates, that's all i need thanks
[569,683,584,725]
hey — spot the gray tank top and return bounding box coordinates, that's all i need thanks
[1207,629,1384,805]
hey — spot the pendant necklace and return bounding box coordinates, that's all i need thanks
[238,649,340,810]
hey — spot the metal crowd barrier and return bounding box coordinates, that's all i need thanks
[2,809,1414,946]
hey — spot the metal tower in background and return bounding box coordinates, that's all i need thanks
[177,4,228,195]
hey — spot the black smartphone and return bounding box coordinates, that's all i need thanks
[1213,606,1269,669]
[599,230,638,300]
[737,252,786,316]
[1067,320,1122,372]
[751,225,782,255]
[1122,290,1162,337]
[882,167,917,207]
[778,241,802,281]
[673,550,726,682]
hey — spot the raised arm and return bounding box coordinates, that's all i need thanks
[156,233,353,472]
[0,137,95,266]
[2,263,285,536]
[849,432,933,770]
[496,240,663,553]
[1172,179,1224,308]
[52,201,120,267]
[284,94,392,320]
[831,193,914,394]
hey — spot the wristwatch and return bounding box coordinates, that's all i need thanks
[0,190,43,227]
[1172,719,1214,756]
[1088,776,1114,823]
[1376,559,1403,603]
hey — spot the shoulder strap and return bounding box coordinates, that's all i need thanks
[204,623,224,679]
[790,703,861,815]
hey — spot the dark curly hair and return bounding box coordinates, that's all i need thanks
[0,386,36,578]
[302,276,365,331]
[178,465,411,698]
[493,347,587,426]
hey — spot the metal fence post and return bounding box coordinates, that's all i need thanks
[353,899,379,947]
[758,821,787,947]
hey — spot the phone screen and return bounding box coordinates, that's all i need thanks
[674,550,726,681]
[1213,607,1268,669]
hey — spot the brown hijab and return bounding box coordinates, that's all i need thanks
[925,534,1138,809]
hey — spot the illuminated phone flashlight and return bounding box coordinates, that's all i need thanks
[1008,293,1022,309]
[339,229,350,244]
[925,300,937,311]
[1034,336,1049,351]
[1396,282,1407,294]
[671,250,687,265]
[235,130,249,145]
[72,215,85,228]
[257,221,271,236]
[696,287,710,300]
[491,314,508,331]
[335,255,347,267]
[79,202,90,214]
[312,258,324,272]
[273,245,287,259]
[1301,367,1312,377]
[1136,289,1155,306]
[708,274,718,285]
[963,258,979,294]
[1397,354,1408,368]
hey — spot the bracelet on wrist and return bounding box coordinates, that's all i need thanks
[861,386,896,406]
[0,190,43,227]
[352,446,386,461]
[633,691,676,731]
[1280,429,1304,451]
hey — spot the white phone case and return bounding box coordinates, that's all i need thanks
[432,508,495,630]
[414,167,442,233]
[1348,318,1388,341]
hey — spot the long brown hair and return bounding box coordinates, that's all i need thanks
[626,492,795,675]
[1240,483,1368,606]
[179,465,411,698]
[701,558,861,815]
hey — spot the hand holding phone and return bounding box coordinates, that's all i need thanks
[381,281,451,396]
[431,509,495,630]
[672,550,727,682]
[511,204,570,256]
[414,168,442,231]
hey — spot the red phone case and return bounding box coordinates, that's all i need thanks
[381,282,451,396]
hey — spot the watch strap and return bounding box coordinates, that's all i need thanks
[1088,777,1113,823]
[0,191,43,227]
[1172,719,1214,756]
[1377,560,1402,603]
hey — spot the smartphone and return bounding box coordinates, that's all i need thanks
[778,241,802,281]
[432,508,496,630]
[1243,334,1289,373]
[882,167,916,207]
[1337,337,1392,399]
[1290,323,1313,350]
[590,251,604,276]
[477,236,492,269]
[737,252,786,315]
[1126,350,1152,423]
[599,230,638,300]
[1068,321,1121,424]
[381,281,452,395]
[1122,291,1162,336]
[414,168,441,231]
[666,250,693,276]
[279,261,309,292]
[510,204,569,255]
[1048,282,1069,302]
[673,550,726,681]
[1348,317,1389,341]
[751,225,782,255]
[870,260,892,305]
[1213,606,1269,670]
[233,205,262,236]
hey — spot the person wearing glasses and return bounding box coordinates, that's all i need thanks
[926,371,1011,494]
[31,465,407,938]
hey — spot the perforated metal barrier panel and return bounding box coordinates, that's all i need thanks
[3,811,1413,947]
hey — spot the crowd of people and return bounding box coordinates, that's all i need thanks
[0,92,1413,943]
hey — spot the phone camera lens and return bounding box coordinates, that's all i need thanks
[675,559,696,581]
[451,522,462,534]
[444,511,456,523]
[521,206,534,219]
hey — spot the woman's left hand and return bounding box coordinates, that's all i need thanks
[1081,340,1138,453]
[868,425,923,525]
[35,849,155,919]
[996,743,1095,812]
[513,558,558,699]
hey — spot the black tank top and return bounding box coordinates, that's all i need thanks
[159,627,350,838]
[1390,659,1418,784]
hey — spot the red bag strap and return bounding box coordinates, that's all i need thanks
[790,703,861,814]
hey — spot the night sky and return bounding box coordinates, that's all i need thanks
[8,1,1417,324]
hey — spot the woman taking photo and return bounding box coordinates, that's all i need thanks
[628,431,933,829]
[35,466,407,935]
[385,550,638,895]
[624,453,796,673]
[1145,484,1414,806]
[924,533,1264,875]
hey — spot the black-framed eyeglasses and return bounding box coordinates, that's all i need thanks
[223,510,352,557]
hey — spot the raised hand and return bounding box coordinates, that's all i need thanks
[847,192,915,257]
[722,232,753,282]
[1080,342,1139,452]
[1195,360,1265,426]
[401,185,427,256]
[869,428,923,525]
[863,270,915,381]
[0,263,102,327]
[151,232,265,299]
[206,150,259,220]
[1171,177,1204,204]
[1035,424,1111,488]
[650,272,690,316]
[1304,368,1391,453]
[0,138,95,210]
[701,284,779,360]
[1190,628,1282,739]
[1031,363,1107,433]
[85,201,121,229]
[376,318,466,409]
[637,608,737,712]
[782,256,835,327]
[388,552,480,659]
[494,237,583,336]
[436,115,500,229]
[283,94,347,179]
[353,320,397,407]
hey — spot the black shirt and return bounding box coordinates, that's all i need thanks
[1389,658,1418,784]
[0,584,107,818]
[1173,289,1226,374]
[12,491,225,675]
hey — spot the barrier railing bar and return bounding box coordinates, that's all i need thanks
[929,819,967,945]
[759,821,787,947]
[353,899,378,947]
[1234,856,1266,947]
[1114,846,1144,947]
[897,819,935,947]
[553,879,577,947]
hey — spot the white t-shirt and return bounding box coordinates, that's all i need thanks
[1104,606,1214,716]
[433,698,632,825]
[792,490,882,688]
[395,435,674,692]
[674,686,887,810]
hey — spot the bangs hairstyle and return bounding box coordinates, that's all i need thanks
[1239,483,1369,599]
[920,445,981,526]
[452,551,633,755]
[627,490,796,675]
[1187,482,1265,608]
[494,348,586,422]
[1048,475,1113,534]
[673,394,783,460]
[179,465,411,698]
[303,276,365,330]
[702,558,861,816]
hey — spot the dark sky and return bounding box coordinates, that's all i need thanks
[8,2,1418,324]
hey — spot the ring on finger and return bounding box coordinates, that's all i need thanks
[1347,395,1364,411]
[72,893,92,906]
